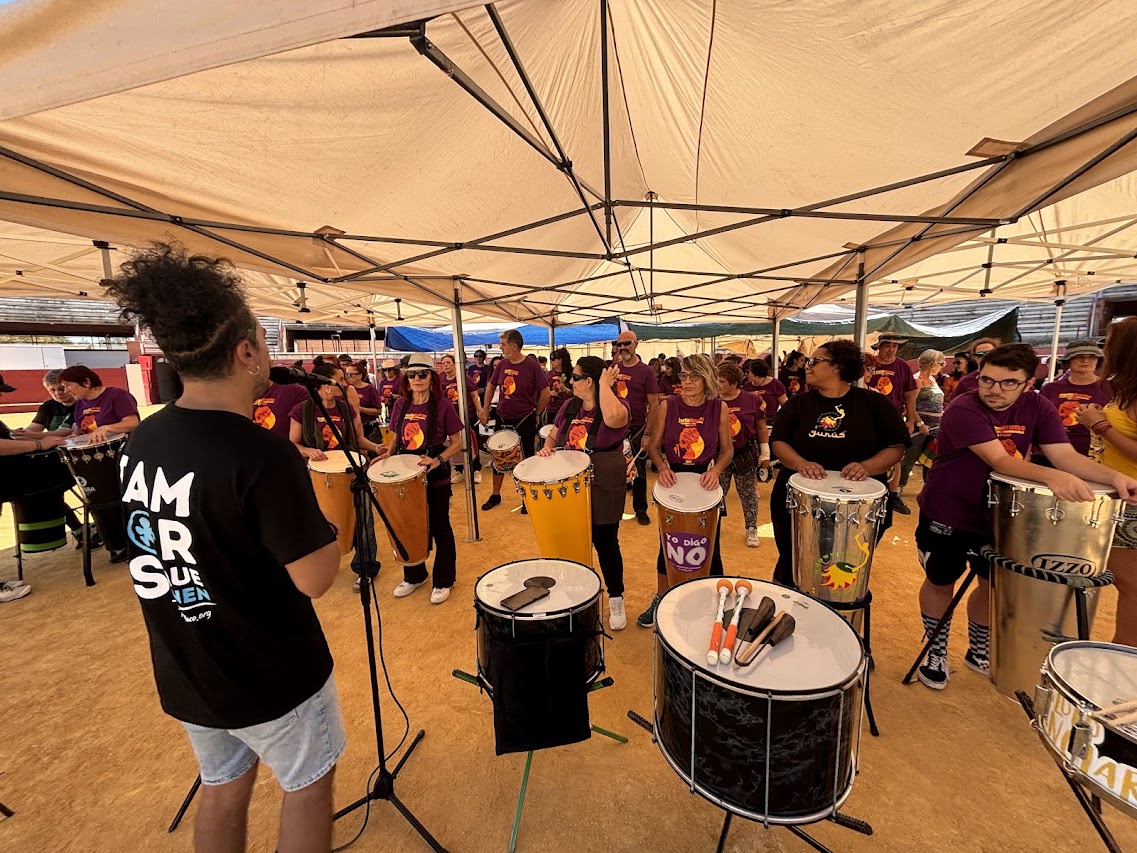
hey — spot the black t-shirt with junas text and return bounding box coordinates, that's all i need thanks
[119,404,337,729]
[771,387,910,474]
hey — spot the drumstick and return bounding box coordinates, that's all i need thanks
[734,611,785,667]
[1106,708,1137,727]
[734,596,775,657]
[737,614,797,669]
[707,580,735,665]
[719,580,753,664]
[1091,697,1137,719]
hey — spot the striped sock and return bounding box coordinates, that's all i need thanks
[968,621,990,661]
[921,612,951,659]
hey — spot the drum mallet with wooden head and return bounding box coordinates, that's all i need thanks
[734,596,775,659]
[707,580,735,665]
[719,580,753,664]
[736,613,797,669]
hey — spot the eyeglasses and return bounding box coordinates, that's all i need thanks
[804,357,833,368]
[612,341,633,349]
[406,370,432,380]
[977,376,1027,391]
[678,372,695,380]
[571,373,589,382]
[345,372,360,378]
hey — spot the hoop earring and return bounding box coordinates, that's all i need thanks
[248,365,262,376]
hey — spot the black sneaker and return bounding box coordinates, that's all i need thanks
[636,594,661,628]
[481,494,502,511]
[891,493,912,515]
[635,512,651,526]
[917,653,948,690]
[964,649,990,676]
[109,548,129,564]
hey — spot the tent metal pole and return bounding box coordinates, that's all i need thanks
[853,252,869,352]
[612,199,1002,227]
[452,281,481,543]
[368,317,378,378]
[600,0,612,248]
[771,318,781,369]
[1048,284,1067,383]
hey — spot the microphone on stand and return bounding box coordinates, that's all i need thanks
[269,365,336,387]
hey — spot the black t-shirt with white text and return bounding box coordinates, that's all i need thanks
[119,404,337,729]
[32,399,75,431]
[771,387,910,474]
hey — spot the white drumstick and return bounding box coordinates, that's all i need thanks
[707,580,734,665]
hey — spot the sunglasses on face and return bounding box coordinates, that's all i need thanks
[977,376,1027,391]
[805,357,832,368]
[612,341,633,349]
[406,370,431,380]
[345,372,360,377]
[571,373,589,383]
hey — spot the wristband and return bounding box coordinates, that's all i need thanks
[759,442,771,462]
[1092,420,1114,436]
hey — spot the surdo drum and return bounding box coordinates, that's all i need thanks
[654,578,866,824]
[654,472,723,588]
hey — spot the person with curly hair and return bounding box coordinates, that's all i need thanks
[103,244,345,852]
[770,340,910,587]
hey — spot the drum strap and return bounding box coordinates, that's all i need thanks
[556,397,620,453]
[301,399,357,451]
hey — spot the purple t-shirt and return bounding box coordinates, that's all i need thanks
[441,373,477,411]
[75,385,139,433]
[1039,375,1112,456]
[659,375,678,396]
[723,391,762,450]
[662,395,723,468]
[746,377,786,421]
[546,371,573,418]
[389,397,463,453]
[554,398,630,452]
[377,377,401,405]
[288,400,357,450]
[949,370,980,402]
[868,357,917,413]
[467,362,490,392]
[354,383,383,421]
[492,357,549,421]
[253,382,309,439]
[918,390,1070,533]
[612,359,660,427]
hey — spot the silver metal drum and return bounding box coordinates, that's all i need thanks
[988,473,1119,700]
[788,472,887,630]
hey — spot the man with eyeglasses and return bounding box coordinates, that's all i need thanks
[479,330,550,511]
[914,343,1137,691]
[611,330,660,525]
[866,333,920,514]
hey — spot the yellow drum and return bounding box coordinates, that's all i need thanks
[367,454,430,565]
[513,450,593,566]
[308,451,366,555]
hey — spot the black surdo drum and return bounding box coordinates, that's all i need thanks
[654,577,866,824]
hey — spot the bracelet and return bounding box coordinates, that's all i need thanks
[34,439,42,451]
[1092,420,1114,435]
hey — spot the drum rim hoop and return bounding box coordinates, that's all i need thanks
[486,429,521,448]
[1045,639,1137,706]
[309,450,367,474]
[787,471,886,500]
[512,450,591,483]
[652,475,724,512]
[366,454,427,483]
[61,434,127,451]
[475,590,602,621]
[990,471,1118,497]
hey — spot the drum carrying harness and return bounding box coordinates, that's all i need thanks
[300,398,358,452]
[555,397,622,453]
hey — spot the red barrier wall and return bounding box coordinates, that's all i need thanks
[0,368,130,414]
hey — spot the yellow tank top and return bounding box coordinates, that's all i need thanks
[1092,402,1137,478]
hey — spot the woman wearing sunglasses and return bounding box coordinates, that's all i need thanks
[639,353,733,628]
[769,341,910,588]
[538,356,630,630]
[373,353,464,604]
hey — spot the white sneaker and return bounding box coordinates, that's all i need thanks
[393,580,426,598]
[746,528,760,548]
[353,576,361,592]
[609,596,627,630]
[430,587,451,605]
[450,469,464,484]
[474,470,483,485]
[0,580,31,603]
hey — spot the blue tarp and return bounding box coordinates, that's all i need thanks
[384,323,620,353]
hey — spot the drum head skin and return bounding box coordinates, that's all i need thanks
[513,450,590,484]
[366,454,426,484]
[656,577,863,693]
[63,433,126,451]
[991,471,1117,498]
[487,430,521,451]
[653,471,723,513]
[1050,641,1137,711]
[788,470,886,500]
[308,450,365,474]
[538,425,555,440]
[476,559,601,617]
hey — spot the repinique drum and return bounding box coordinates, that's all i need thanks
[58,433,129,552]
[654,473,723,588]
[654,578,866,824]
[308,451,365,555]
[475,559,605,754]
[538,424,555,444]
[788,472,887,629]
[512,451,593,566]
[1035,641,1137,819]
[989,472,1121,578]
[367,454,430,565]
[487,429,523,473]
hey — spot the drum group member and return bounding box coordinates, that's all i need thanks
[545,347,575,426]
[374,353,463,604]
[344,361,383,436]
[1040,339,1111,458]
[539,356,630,629]
[59,366,140,444]
[866,333,920,515]
[11,370,76,436]
[439,353,483,485]
[639,353,733,628]
[914,343,1137,690]
[769,340,910,587]
[658,356,682,396]
[744,358,787,423]
[778,351,807,397]
[896,349,946,499]
[716,362,768,547]
[377,359,402,409]
[612,330,660,526]
[940,352,977,399]
[289,363,383,461]
[467,349,491,396]
[253,378,309,440]
[945,337,1000,402]
[1079,318,1137,646]
[479,330,550,512]
[104,244,345,852]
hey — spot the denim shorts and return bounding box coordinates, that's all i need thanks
[182,674,347,792]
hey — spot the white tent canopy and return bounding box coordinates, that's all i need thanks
[2,1,1137,325]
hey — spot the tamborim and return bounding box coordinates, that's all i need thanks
[513,451,592,566]
[308,451,365,556]
[654,472,723,588]
[367,454,430,565]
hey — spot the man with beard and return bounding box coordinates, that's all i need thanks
[611,330,660,525]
